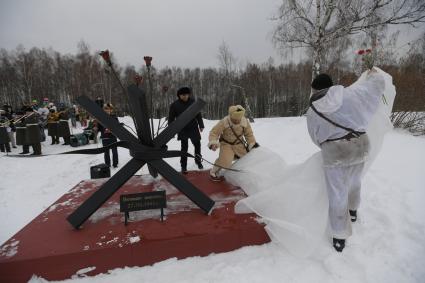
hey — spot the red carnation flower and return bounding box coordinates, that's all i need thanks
[356,49,365,55]
[144,56,153,67]
[99,50,112,66]
[134,74,143,85]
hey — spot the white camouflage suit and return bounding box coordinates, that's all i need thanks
[306,71,385,239]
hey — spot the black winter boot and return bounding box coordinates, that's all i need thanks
[333,238,345,252]
[196,162,204,170]
[349,210,357,222]
[20,145,30,154]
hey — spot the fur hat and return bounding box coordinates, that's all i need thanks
[311,74,333,90]
[177,86,191,97]
[228,105,245,120]
[103,103,114,111]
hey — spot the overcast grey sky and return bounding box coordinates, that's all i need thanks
[0,0,424,69]
[0,0,284,68]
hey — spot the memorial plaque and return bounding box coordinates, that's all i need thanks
[120,191,166,225]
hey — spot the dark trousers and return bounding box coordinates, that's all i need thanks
[102,138,118,167]
[180,137,202,169]
[32,143,42,155]
[50,136,59,144]
[0,143,11,152]
[22,143,41,154]
[22,145,30,154]
[62,136,70,145]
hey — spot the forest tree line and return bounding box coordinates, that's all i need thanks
[0,39,424,121]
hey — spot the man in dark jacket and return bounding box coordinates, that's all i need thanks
[95,97,104,109]
[168,87,204,174]
[98,103,119,168]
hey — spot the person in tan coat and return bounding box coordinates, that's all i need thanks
[208,105,258,181]
[47,109,60,144]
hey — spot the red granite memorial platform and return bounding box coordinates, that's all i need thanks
[0,170,270,282]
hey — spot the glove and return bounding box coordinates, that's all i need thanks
[248,142,260,150]
[209,144,218,151]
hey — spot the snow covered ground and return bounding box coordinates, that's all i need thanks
[0,117,424,283]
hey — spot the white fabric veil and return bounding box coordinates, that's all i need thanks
[224,68,396,257]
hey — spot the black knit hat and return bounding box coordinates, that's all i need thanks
[311,74,333,90]
[177,86,191,96]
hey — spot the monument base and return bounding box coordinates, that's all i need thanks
[0,170,270,282]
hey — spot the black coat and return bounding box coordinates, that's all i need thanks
[168,97,204,141]
[98,114,118,140]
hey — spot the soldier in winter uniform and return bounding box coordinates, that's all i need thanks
[15,108,30,154]
[15,105,41,155]
[36,104,49,142]
[4,105,17,148]
[0,110,11,152]
[1,104,16,149]
[57,107,71,145]
[25,112,42,155]
[306,68,386,252]
[168,86,204,174]
[208,105,258,181]
[47,108,60,144]
[69,105,77,128]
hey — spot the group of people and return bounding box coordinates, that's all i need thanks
[0,100,70,155]
[1,67,391,253]
[168,86,259,180]
[0,100,52,155]
[170,67,390,253]
[0,99,105,157]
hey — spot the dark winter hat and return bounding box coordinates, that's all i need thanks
[311,74,333,90]
[177,86,191,97]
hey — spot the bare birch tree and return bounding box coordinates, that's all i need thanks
[217,41,236,76]
[272,0,425,79]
